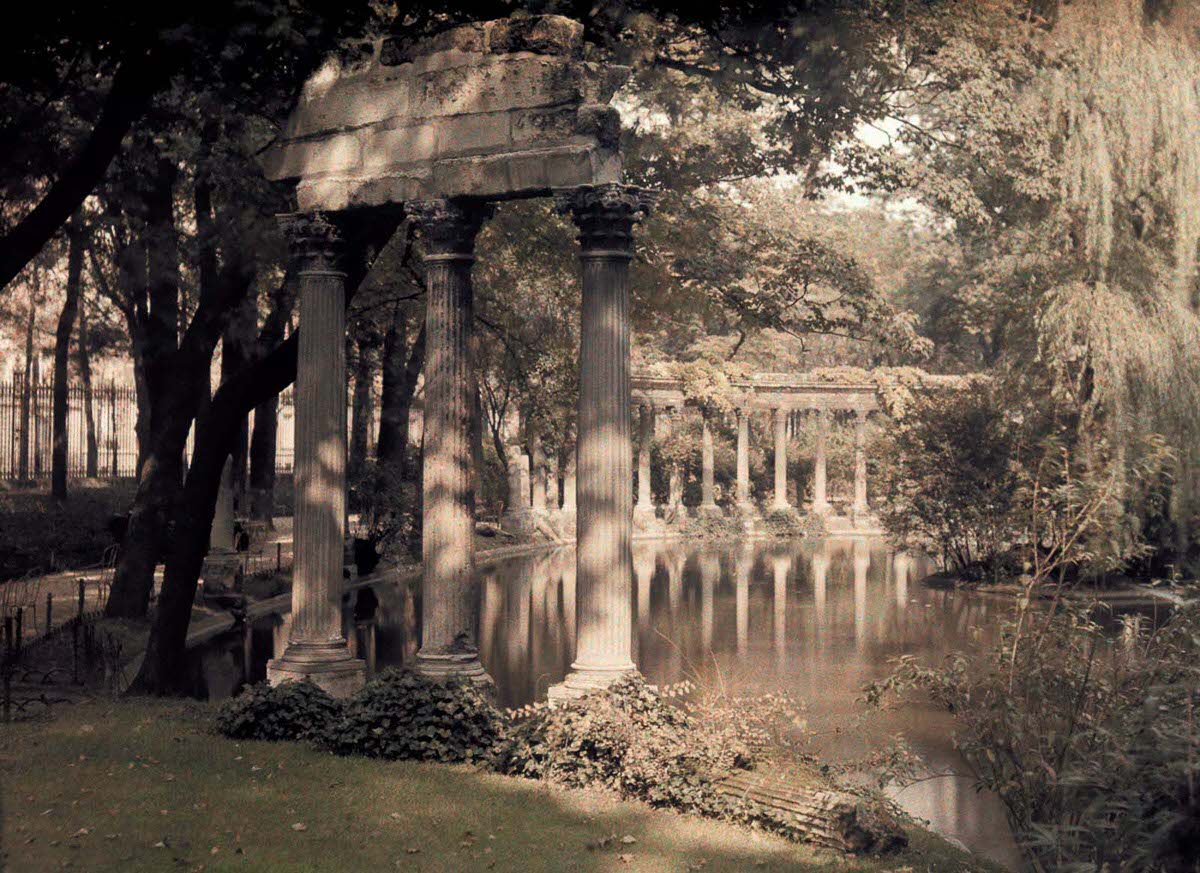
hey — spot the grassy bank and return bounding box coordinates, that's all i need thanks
[0,700,996,872]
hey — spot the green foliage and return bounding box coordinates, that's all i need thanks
[215,680,342,743]
[495,676,822,838]
[323,669,506,764]
[866,601,1200,871]
[875,381,1018,575]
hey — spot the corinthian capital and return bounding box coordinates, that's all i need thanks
[554,183,658,253]
[405,198,495,259]
[279,212,343,273]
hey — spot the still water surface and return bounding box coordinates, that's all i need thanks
[372,536,1023,869]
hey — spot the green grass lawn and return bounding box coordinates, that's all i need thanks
[0,700,996,872]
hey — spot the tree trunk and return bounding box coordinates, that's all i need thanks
[248,278,293,526]
[220,290,257,512]
[18,274,36,480]
[51,219,84,499]
[77,296,99,477]
[131,334,299,694]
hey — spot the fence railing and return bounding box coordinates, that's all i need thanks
[0,378,324,482]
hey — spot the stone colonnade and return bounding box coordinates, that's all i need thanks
[269,185,654,697]
[623,401,878,521]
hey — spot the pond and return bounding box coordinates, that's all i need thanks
[370,536,1024,869]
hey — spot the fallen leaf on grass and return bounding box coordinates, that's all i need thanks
[617,853,634,864]
[621,835,637,845]
[291,823,307,832]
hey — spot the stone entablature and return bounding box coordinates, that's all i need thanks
[263,15,627,212]
[631,374,882,414]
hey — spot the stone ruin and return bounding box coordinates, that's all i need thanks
[264,15,628,208]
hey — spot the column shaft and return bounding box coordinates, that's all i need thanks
[812,408,831,514]
[736,410,751,507]
[700,412,716,510]
[551,184,654,699]
[408,199,492,681]
[773,408,789,509]
[636,404,654,509]
[853,409,869,513]
[268,212,363,697]
[530,431,547,514]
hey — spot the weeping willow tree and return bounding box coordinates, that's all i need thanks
[844,0,1200,569]
[1034,0,1200,562]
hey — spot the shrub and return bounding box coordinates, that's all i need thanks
[494,676,756,815]
[324,669,505,763]
[866,601,1200,871]
[215,679,342,742]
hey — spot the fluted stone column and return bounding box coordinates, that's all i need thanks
[699,411,718,514]
[407,198,493,683]
[530,431,547,515]
[560,449,577,518]
[773,408,790,510]
[894,552,910,607]
[853,409,870,516]
[736,409,752,509]
[666,408,685,516]
[634,404,655,525]
[811,408,831,515]
[546,451,560,510]
[550,183,655,700]
[268,212,364,697]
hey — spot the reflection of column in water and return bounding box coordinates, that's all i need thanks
[634,550,656,633]
[545,553,564,648]
[667,552,683,615]
[530,556,548,674]
[507,563,533,684]
[894,552,910,608]
[811,544,829,643]
[772,553,790,666]
[699,553,718,652]
[735,548,751,656]
[853,539,870,652]
[562,560,577,652]
[479,570,500,665]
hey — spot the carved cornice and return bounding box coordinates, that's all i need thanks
[405,198,495,259]
[554,183,657,253]
[279,212,344,273]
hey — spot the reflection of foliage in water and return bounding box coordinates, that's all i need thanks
[866,599,1200,871]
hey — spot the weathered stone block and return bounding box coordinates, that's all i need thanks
[360,123,438,170]
[266,132,361,180]
[411,58,582,119]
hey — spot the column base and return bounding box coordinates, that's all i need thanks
[201,549,242,595]
[547,663,640,704]
[633,504,658,529]
[697,503,723,518]
[267,642,365,698]
[769,501,793,514]
[414,649,494,688]
[810,500,833,516]
[502,510,537,535]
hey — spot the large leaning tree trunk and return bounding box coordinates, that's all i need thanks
[51,217,85,499]
[130,215,399,694]
[247,276,294,527]
[104,160,257,619]
[131,334,298,694]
